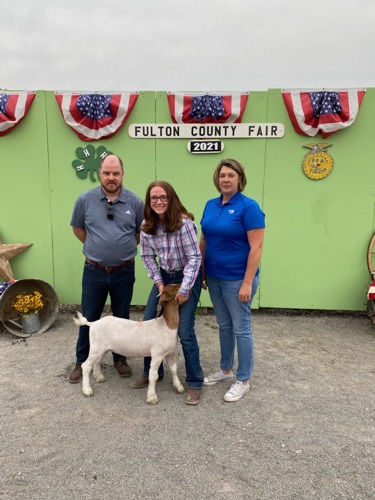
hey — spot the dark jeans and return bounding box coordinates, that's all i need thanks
[75,260,135,365]
[142,268,204,389]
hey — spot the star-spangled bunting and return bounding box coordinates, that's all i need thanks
[55,92,139,140]
[0,92,36,137]
[167,92,249,124]
[282,89,366,138]
[0,241,33,281]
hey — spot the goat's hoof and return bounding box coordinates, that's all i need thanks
[175,385,185,394]
[95,375,105,383]
[82,388,93,397]
[147,396,158,405]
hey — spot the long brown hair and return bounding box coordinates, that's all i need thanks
[142,180,194,234]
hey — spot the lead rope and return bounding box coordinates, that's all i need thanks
[191,287,202,315]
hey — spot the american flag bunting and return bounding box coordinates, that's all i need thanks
[282,89,366,138]
[167,92,249,124]
[55,92,139,140]
[0,92,36,137]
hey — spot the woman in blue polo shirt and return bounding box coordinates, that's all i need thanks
[200,158,265,402]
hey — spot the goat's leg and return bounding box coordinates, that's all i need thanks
[81,358,94,397]
[147,357,162,405]
[81,350,105,396]
[92,354,106,382]
[165,353,185,394]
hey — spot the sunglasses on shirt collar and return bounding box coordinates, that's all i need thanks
[107,201,114,220]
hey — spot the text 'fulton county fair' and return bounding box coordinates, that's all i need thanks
[128,123,285,139]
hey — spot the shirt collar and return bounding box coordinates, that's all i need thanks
[217,191,242,205]
[99,185,125,202]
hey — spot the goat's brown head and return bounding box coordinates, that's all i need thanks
[156,283,181,317]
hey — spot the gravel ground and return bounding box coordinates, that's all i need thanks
[1,308,375,500]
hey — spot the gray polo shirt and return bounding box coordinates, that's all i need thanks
[70,186,144,266]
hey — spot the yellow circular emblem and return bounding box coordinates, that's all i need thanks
[302,143,334,180]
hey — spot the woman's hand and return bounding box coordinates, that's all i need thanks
[239,282,252,302]
[202,274,208,290]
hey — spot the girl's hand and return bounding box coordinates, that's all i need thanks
[175,293,188,305]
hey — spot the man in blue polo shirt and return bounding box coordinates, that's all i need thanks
[69,154,144,383]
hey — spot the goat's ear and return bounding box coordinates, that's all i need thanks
[156,303,163,318]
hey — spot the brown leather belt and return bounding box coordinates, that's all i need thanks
[86,258,134,273]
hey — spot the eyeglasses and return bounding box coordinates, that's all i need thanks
[107,201,114,220]
[150,195,168,203]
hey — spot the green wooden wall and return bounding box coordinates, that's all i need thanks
[1,90,374,310]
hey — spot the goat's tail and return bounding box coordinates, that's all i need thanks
[73,311,92,327]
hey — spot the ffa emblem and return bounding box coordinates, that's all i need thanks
[302,143,334,180]
[71,145,112,182]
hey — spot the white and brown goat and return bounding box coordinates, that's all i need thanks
[73,283,184,404]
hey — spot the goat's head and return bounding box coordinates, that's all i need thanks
[156,283,181,317]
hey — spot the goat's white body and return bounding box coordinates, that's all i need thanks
[74,312,185,404]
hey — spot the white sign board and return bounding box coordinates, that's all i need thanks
[128,123,284,139]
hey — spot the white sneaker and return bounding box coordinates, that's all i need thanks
[223,381,250,402]
[203,369,234,386]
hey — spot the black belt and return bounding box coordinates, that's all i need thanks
[162,268,183,274]
[86,258,134,273]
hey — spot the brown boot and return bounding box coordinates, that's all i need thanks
[129,374,164,389]
[129,375,149,388]
[185,388,201,405]
[69,364,82,384]
[114,360,132,378]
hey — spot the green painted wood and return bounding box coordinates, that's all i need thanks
[1,89,373,310]
[45,91,156,304]
[0,91,53,285]
[261,89,373,310]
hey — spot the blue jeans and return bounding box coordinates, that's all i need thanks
[142,268,204,389]
[206,274,259,382]
[75,260,135,365]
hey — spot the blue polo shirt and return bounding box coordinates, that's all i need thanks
[200,191,265,280]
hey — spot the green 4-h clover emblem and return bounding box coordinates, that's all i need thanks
[71,145,112,182]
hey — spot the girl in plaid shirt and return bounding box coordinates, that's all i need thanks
[129,181,204,405]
